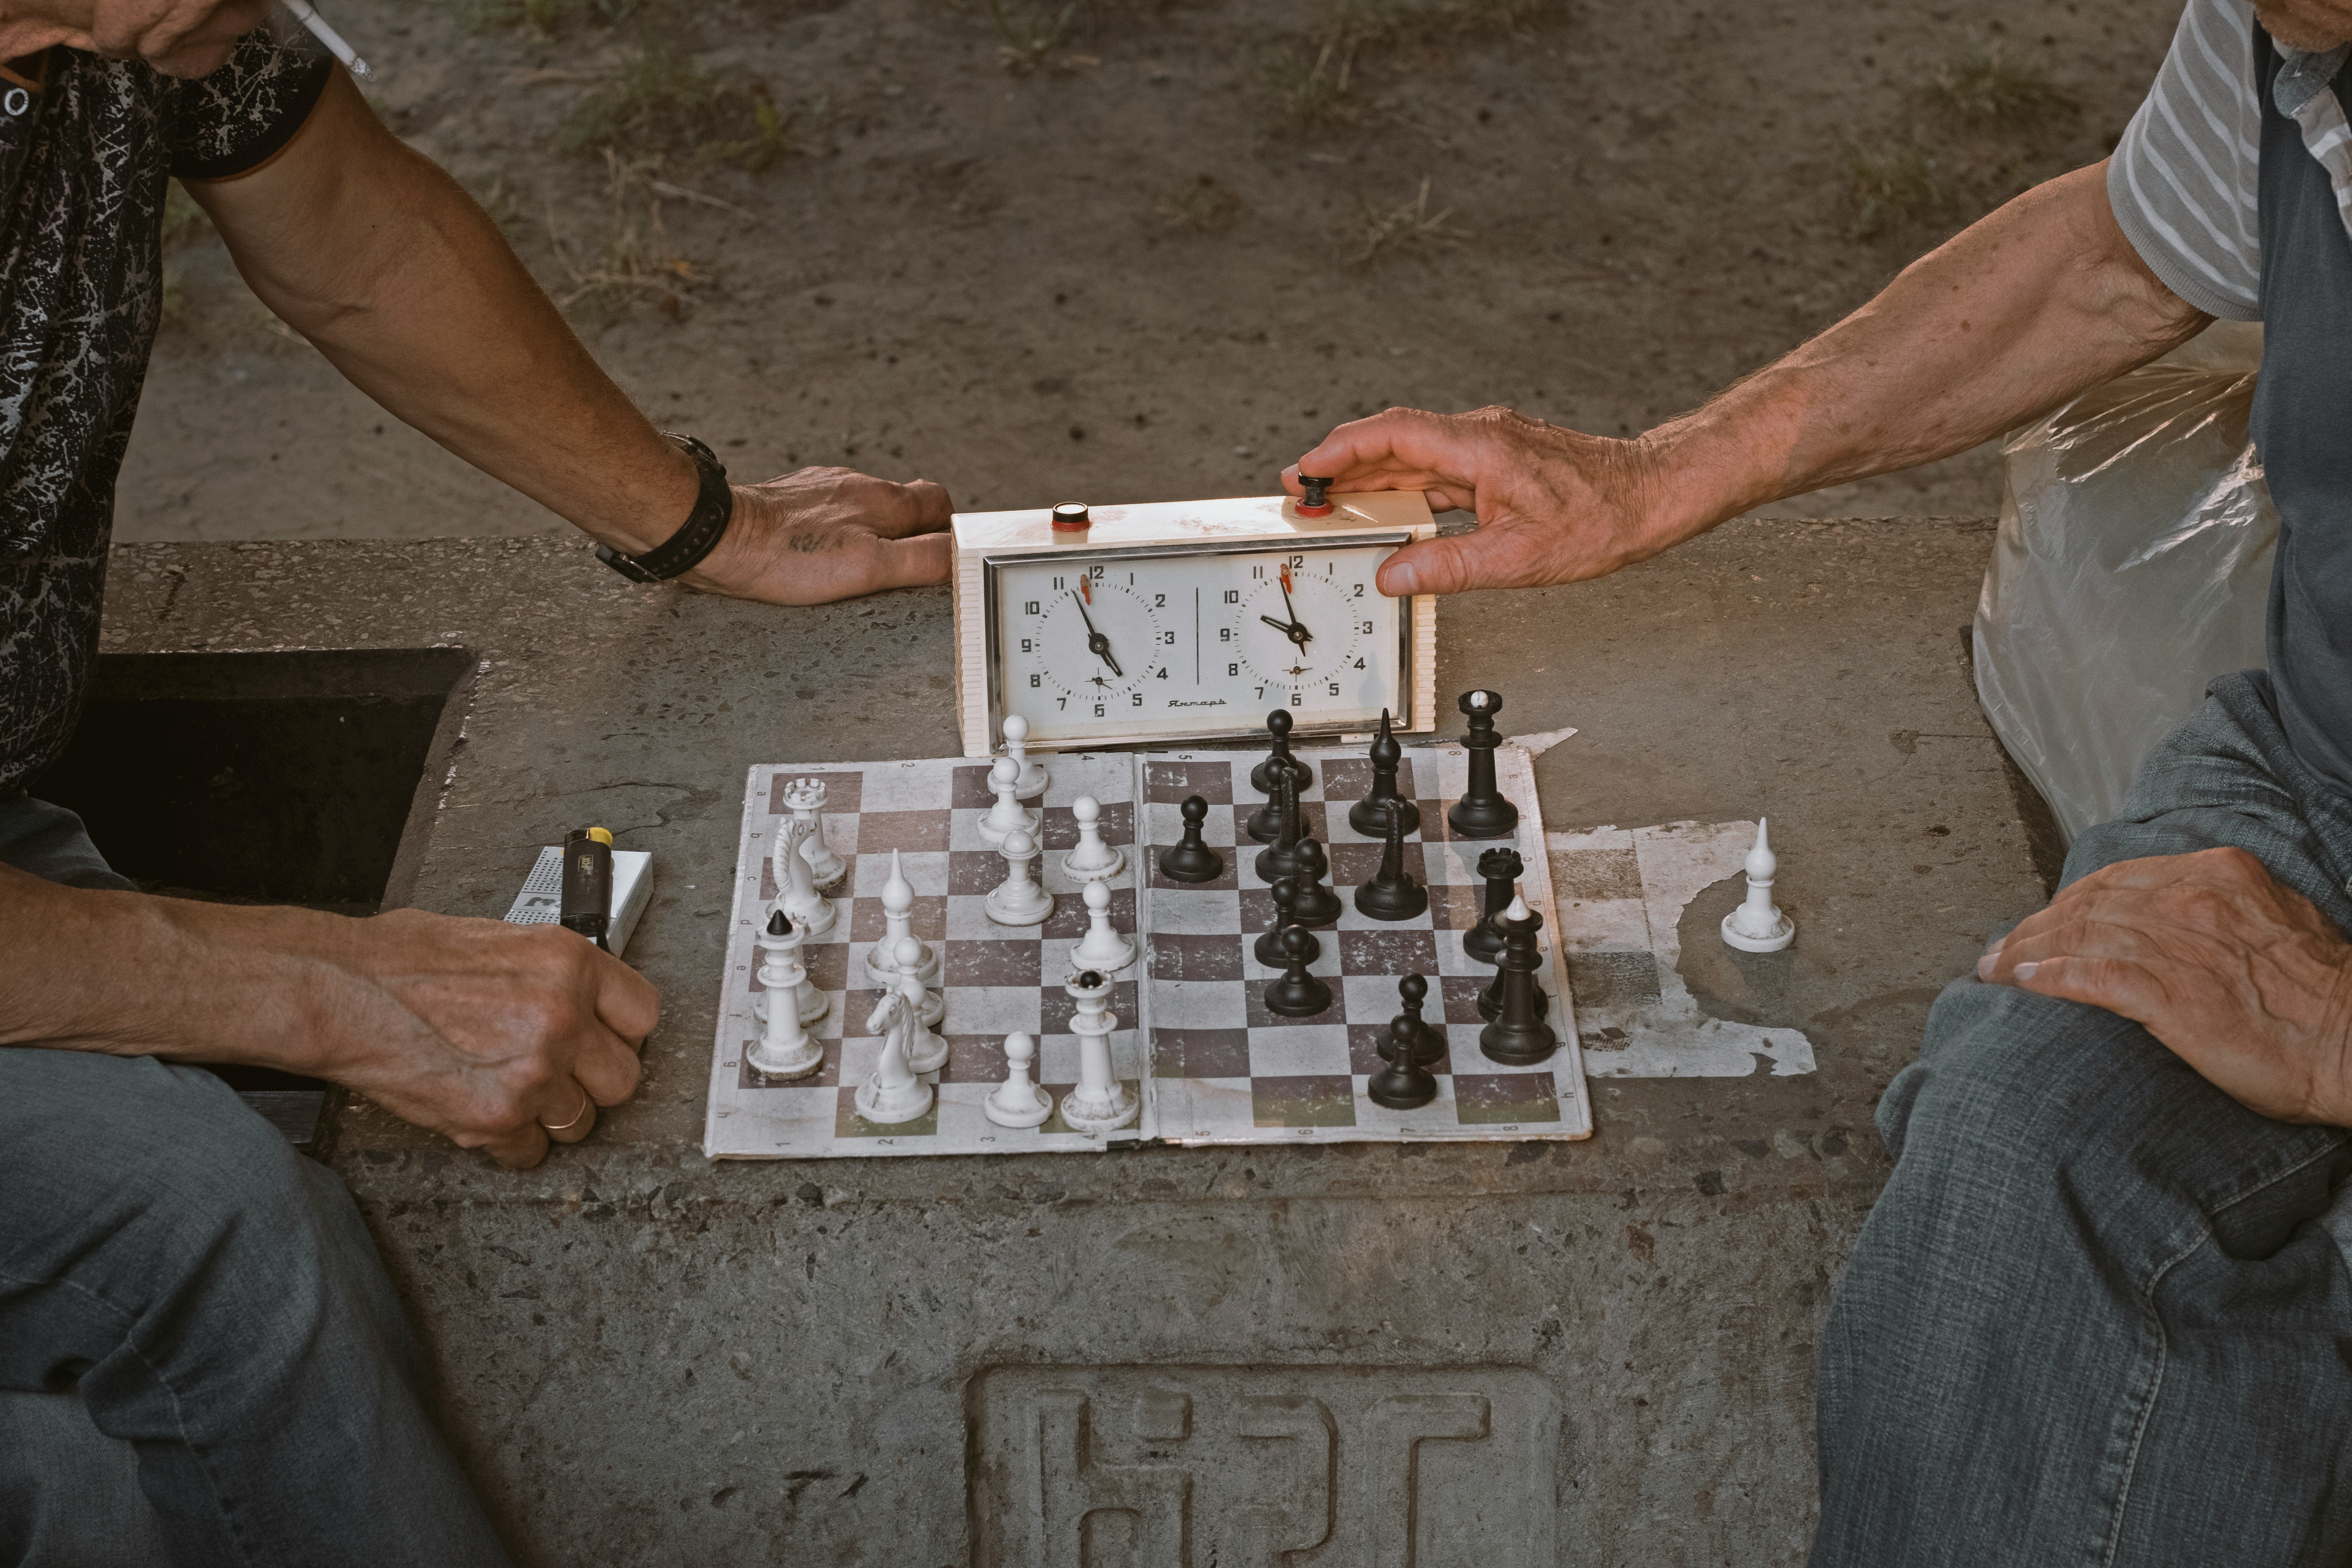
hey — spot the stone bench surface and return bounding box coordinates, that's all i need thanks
[98,515,2037,1566]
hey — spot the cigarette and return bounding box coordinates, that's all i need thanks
[283,0,374,81]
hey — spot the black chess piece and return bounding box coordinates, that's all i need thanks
[1253,760,1306,883]
[1353,797,1427,921]
[1480,904,1559,1065]
[1347,708,1421,838]
[1253,877,1306,966]
[1477,960,1548,1023]
[767,908,791,937]
[1263,924,1333,1017]
[1286,837,1343,927]
[1157,795,1224,883]
[1463,847,1523,965]
[1247,709,1298,836]
[1377,973,1445,1068]
[1446,690,1519,840]
[1366,1014,1437,1109]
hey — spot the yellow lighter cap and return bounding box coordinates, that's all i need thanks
[586,826,613,846]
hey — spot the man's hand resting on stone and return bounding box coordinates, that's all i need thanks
[682,465,955,606]
[1282,407,1666,598]
[1977,848,2352,1125]
[0,866,661,1169]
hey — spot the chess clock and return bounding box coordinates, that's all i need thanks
[952,492,1439,755]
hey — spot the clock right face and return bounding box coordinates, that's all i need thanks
[989,537,1410,746]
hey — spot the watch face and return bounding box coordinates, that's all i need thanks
[990,539,1406,744]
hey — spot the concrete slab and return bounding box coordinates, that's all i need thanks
[96,514,2046,1565]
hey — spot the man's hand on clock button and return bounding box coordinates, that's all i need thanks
[1285,405,1666,597]
[679,464,955,606]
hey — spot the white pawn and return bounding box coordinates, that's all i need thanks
[1060,794,1125,882]
[784,777,844,889]
[1057,971,1136,1134]
[977,755,1042,845]
[854,989,933,1124]
[1069,877,1136,973]
[866,849,941,987]
[747,911,824,1078]
[983,1031,1053,1129]
[771,816,836,938]
[896,935,949,1070]
[984,828,1055,926]
[1002,714,1049,799]
[1721,817,1797,953]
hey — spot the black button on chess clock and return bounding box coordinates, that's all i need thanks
[952,492,1441,754]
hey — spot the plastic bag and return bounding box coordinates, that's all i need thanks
[1972,323,2274,845]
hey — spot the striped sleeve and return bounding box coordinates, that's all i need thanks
[2107,0,2264,320]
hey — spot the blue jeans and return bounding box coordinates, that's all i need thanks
[0,797,509,1567]
[1813,671,2352,1566]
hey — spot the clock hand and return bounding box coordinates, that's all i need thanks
[1276,569,1313,646]
[1071,591,1123,679]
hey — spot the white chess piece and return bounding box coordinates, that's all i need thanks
[1060,793,1125,882]
[1721,817,1796,953]
[771,816,837,937]
[1002,714,1049,799]
[976,755,1042,845]
[1056,971,1136,1134]
[1069,877,1136,973]
[983,1031,1053,1129]
[746,911,824,1078]
[784,777,845,890]
[984,828,1055,926]
[896,935,949,1071]
[751,908,829,1029]
[854,989,933,1124]
[865,848,941,987]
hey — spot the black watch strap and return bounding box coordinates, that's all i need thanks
[595,433,733,584]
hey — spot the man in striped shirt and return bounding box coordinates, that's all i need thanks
[1297,0,2352,1559]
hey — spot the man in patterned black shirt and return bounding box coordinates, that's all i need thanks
[0,0,953,1561]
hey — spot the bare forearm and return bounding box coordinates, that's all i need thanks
[191,71,693,553]
[0,865,343,1069]
[1644,161,2210,535]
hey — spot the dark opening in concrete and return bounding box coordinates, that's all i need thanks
[28,649,475,1153]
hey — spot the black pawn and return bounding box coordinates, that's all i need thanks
[1446,690,1519,840]
[1247,710,1297,838]
[1287,837,1344,927]
[1377,973,1444,1068]
[1348,708,1421,838]
[1253,877,1306,966]
[1158,795,1224,883]
[1353,797,1427,921]
[1480,905,1559,1065]
[1367,1014,1437,1110]
[1263,924,1332,1017]
[1253,760,1306,883]
[1463,847,1522,965]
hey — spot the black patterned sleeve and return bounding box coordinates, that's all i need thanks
[162,29,334,181]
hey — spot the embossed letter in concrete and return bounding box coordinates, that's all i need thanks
[968,1365,1557,1566]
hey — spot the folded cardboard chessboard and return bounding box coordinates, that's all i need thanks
[701,745,1590,1159]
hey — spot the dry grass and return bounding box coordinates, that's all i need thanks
[546,151,702,320]
[1928,51,2076,129]
[1261,42,1359,130]
[1350,176,1460,262]
[1154,174,1244,231]
[1843,138,1952,240]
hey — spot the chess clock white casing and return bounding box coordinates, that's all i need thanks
[952,492,1439,755]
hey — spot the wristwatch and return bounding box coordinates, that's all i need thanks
[594,433,733,583]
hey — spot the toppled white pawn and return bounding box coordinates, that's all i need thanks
[977,755,1042,846]
[1056,970,1136,1134]
[866,848,940,987]
[984,828,1055,926]
[982,1030,1053,1129]
[1002,713,1049,799]
[1721,817,1796,953]
[1069,877,1136,973]
[771,816,836,938]
[747,910,823,1078]
[896,935,949,1072]
[784,777,844,889]
[1061,793,1125,882]
[854,989,933,1124]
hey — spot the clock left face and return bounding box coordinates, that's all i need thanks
[990,541,1405,744]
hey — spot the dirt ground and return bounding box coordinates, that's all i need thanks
[116,0,2181,546]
